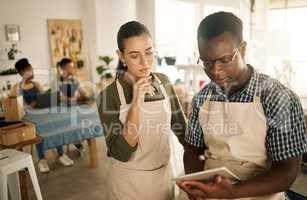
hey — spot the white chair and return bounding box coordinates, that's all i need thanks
[0,149,43,200]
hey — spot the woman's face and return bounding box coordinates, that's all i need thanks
[22,65,34,80]
[118,33,154,79]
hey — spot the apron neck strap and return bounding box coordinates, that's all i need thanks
[206,89,213,103]
[116,79,127,105]
[153,74,168,98]
[253,72,261,102]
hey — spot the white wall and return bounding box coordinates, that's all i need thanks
[0,0,139,85]
[137,0,156,42]
[0,0,84,86]
[81,0,98,83]
[95,0,136,73]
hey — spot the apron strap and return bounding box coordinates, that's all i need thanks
[206,89,212,102]
[116,79,127,106]
[253,72,262,102]
[153,74,168,98]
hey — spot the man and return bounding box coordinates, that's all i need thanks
[57,58,81,102]
[179,12,307,199]
[57,58,90,153]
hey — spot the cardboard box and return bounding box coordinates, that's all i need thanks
[2,96,25,121]
[0,122,36,145]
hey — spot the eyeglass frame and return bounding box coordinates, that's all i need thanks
[197,42,242,70]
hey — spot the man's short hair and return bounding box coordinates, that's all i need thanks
[15,58,31,74]
[57,58,72,69]
[197,11,243,43]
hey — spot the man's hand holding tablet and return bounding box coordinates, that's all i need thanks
[176,167,241,199]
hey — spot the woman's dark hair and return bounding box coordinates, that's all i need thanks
[15,58,31,74]
[57,58,73,69]
[197,11,243,43]
[116,21,151,76]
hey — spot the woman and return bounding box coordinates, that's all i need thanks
[97,21,187,199]
[10,58,44,108]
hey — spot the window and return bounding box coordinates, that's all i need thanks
[155,0,197,65]
[154,0,251,86]
[203,0,251,53]
[267,7,307,97]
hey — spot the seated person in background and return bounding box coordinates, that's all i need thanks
[57,58,90,104]
[10,58,44,108]
[57,58,87,153]
[10,58,74,173]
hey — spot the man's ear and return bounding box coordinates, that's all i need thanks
[240,41,247,59]
[116,50,125,64]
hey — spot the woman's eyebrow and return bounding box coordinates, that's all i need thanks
[128,51,140,54]
[128,47,153,54]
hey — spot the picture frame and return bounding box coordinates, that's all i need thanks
[5,24,20,41]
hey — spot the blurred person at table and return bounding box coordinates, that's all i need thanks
[10,58,74,173]
[56,58,91,105]
[56,58,89,153]
[10,58,43,108]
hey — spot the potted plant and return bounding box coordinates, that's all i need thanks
[96,55,114,79]
[5,43,21,60]
[0,68,18,76]
[164,56,176,65]
[96,55,115,91]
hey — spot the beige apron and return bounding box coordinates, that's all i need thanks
[106,75,174,200]
[198,74,285,200]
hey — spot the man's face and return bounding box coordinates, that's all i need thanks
[63,62,75,77]
[198,32,247,92]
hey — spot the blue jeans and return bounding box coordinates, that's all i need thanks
[36,143,64,160]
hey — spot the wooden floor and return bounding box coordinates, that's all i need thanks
[27,136,307,200]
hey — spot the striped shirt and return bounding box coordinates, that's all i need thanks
[185,65,307,162]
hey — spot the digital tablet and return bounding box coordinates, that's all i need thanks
[174,167,240,184]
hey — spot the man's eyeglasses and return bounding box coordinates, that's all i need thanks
[197,43,241,70]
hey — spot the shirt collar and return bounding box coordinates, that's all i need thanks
[209,65,258,98]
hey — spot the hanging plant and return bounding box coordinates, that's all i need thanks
[96,55,114,79]
[0,68,18,76]
[5,43,21,60]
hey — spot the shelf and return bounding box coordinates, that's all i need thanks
[173,64,209,94]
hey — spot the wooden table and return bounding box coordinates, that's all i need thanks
[86,138,98,168]
[0,136,42,200]
[24,104,103,169]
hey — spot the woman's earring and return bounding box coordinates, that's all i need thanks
[123,63,127,67]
